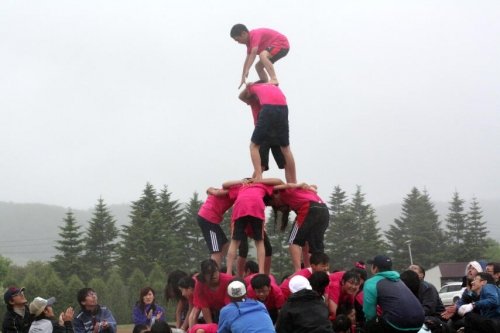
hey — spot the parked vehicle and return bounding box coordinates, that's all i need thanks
[439,282,465,306]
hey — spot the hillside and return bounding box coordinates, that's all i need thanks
[1,199,499,265]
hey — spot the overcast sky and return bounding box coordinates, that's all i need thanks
[1,0,499,210]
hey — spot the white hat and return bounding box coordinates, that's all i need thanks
[227,280,246,298]
[466,261,483,275]
[29,297,56,316]
[289,275,312,293]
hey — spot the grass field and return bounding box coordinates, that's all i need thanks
[117,325,134,333]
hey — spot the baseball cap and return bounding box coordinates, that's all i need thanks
[29,297,56,317]
[4,287,25,304]
[227,280,246,298]
[367,255,393,270]
[289,275,312,293]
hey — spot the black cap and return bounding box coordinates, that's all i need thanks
[4,287,25,304]
[367,255,392,270]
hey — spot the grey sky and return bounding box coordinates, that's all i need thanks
[1,0,499,210]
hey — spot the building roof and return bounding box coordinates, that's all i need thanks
[439,262,468,278]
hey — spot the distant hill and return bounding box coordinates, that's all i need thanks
[1,199,499,265]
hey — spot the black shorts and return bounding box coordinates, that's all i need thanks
[197,215,228,254]
[251,105,289,147]
[233,216,264,241]
[266,47,289,64]
[238,233,273,257]
[288,202,329,253]
[259,144,286,171]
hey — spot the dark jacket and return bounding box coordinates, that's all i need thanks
[419,281,445,316]
[276,289,332,333]
[73,306,116,333]
[2,305,32,333]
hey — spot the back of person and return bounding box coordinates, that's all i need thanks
[217,299,274,333]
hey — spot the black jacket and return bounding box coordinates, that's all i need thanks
[2,305,32,333]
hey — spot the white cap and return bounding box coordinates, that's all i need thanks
[29,297,56,316]
[289,275,312,293]
[227,280,246,298]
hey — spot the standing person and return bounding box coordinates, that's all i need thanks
[221,178,284,274]
[132,287,165,327]
[73,288,116,333]
[230,24,289,87]
[363,255,424,333]
[217,280,275,333]
[272,182,329,271]
[238,83,296,183]
[2,287,32,333]
[28,297,74,333]
[276,275,333,333]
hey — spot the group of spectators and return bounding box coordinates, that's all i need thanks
[2,258,500,333]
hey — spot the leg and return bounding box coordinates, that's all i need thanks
[263,233,273,275]
[210,242,229,267]
[258,50,278,85]
[255,239,266,273]
[255,60,269,82]
[250,142,263,180]
[237,256,246,278]
[226,239,241,275]
[302,242,311,268]
[289,244,302,272]
[280,145,296,183]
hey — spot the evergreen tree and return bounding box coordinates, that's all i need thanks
[43,270,66,314]
[65,274,85,308]
[127,268,147,311]
[464,197,489,259]
[324,186,349,255]
[83,198,119,279]
[267,209,293,279]
[52,210,85,281]
[87,277,107,304]
[445,192,467,260]
[147,264,166,305]
[176,192,207,271]
[105,271,129,324]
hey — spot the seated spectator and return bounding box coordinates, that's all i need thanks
[408,264,445,316]
[276,275,333,333]
[218,279,274,333]
[73,288,116,333]
[132,324,149,333]
[133,287,165,327]
[247,273,285,323]
[150,321,172,333]
[2,287,32,333]
[28,297,74,333]
[486,262,500,287]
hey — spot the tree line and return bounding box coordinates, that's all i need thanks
[1,183,499,324]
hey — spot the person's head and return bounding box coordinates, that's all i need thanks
[132,324,149,333]
[466,261,482,279]
[338,303,356,324]
[332,314,351,333]
[341,271,361,296]
[165,270,188,301]
[150,320,172,333]
[77,288,98,311]
[227,279,247,302]
[486,262,500,282]
[350,267,367,286]
[138,287,156,307]
[244,260,259,276]
[471,272,494,294]
[230,24,249,44]
[308,271,329,296]
[178,276,195,299]
[289,275,312,294]
[4,287,27,309]
[400,270,420,298]
[368,255,392,273]
[409,264,426,280]
[310,252,330,273]
[29,297,56,319]
[250,274,271,301]
[198,259,220,287]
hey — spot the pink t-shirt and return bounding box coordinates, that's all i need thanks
[247,275,285,310]
[327,271,355,320]
[231,183,273,222]
[247,84,287,106]
[280,267,313,300]
[247,28,289,54]
[198,194,235,224]
[189,323,218,333]
[279,188,323,211]
[193,272,233,310]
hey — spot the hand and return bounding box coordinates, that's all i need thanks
[155,311,162,320]
[458,303,473,316]
[440,305,456,320]
[61,307,74,323]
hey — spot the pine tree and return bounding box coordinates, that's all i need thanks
[464,197,488,259]
[105,271,129,323]
[65,274,85,308]
[52,210,85,281]
[147,264,166,305]
[445,192,467,260]
[83,198,119,279]
[267,209,294,279]
[324,186,349,255]
[127,268,147,310]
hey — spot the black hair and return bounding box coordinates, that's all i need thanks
[412,263,426,277]
[197,259,219,284]
[133,324,149,333]
[477,272,495,284]
[164,270,188,302]
[137,287,157,313]
[230,24,248,38]
[244,260,259,274]
[77,288,95,306]
[310,252,330,266]
[487,262,500,274]
[341,270,361,285]
[308,271,329,296]
[350,267,367,282]
[178,276,195,289]
[150,320,172,333]
[400,270,420,298]
[250,274,271,289]
[332,314,351,333]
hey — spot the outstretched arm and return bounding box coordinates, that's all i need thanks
[254,178,284,186]
[222,178,252,189]
[274,182,316,191]
[239,47,258,88]
[206,187,228,196]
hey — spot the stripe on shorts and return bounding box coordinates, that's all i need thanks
[288,223,299,244]
[210,230,219,252]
